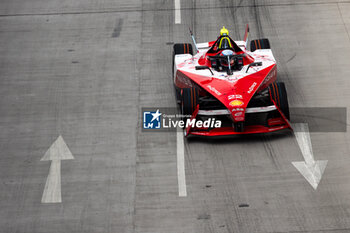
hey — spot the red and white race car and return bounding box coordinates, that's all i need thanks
[173,25,291,136]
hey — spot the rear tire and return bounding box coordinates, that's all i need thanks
[173,43,193,103]
[268,82,290,120]
[250,38,270,52]
[173,43,193,75]
[173,43,193,56]
[181,87,199,117]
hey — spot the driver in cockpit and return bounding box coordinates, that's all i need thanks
[218,27,232,50]
[209,27,242,74]
[217,27,235,70]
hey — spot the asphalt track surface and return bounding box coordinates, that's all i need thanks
[1,0,350,232]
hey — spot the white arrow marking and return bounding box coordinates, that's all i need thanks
[177,130,187,197]
[41,135,74,203]
[175,0,181,24]
[292,123,328,190]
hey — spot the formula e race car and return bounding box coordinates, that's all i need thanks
[173,25,291,136]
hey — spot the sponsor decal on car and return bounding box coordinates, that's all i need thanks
[229,100,244,107]
[231,108,245,112]
[234,116,245,121]
[207,85,222,96]
[234,112,243,117]
[247,82,257,94]
[228,94,243,100]
[263,66,277,85]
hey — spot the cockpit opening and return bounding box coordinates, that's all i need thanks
[208,50,244,75]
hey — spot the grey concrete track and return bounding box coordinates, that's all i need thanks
[1,0,350,233]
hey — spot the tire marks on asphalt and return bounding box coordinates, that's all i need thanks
[112,18,124,38]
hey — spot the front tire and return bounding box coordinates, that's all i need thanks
[268,82,290,120]
[181,87,199,118]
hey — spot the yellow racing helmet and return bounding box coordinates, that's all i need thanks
[220,26,229,36]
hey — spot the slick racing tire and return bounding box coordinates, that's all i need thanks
[268,82,290,120]
[173,43,193,75]
[250,38,270,52]
[181,87,199,118]
[173,43,193,56]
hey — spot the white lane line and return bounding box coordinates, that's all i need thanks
[177,130,187,196]
[291,123,328,190]
[175,0,181,24]
[41,135,74,203]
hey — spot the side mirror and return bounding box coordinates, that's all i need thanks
[195,66,214,75]
[246,62,263,73]
[195,66,208,70]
